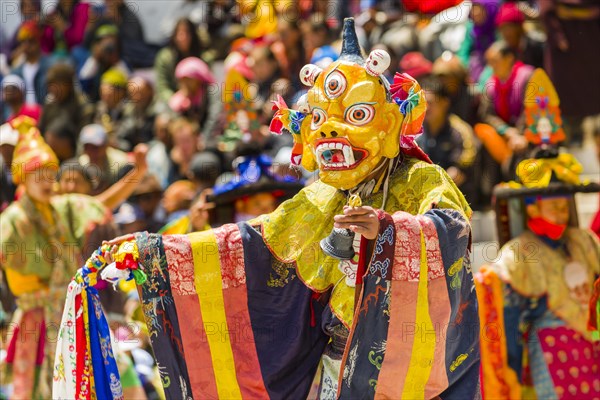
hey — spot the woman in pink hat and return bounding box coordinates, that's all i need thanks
[168,56,221,142]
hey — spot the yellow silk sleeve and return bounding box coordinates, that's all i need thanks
[4,268,46,296]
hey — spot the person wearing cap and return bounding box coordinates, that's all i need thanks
[79,23,130,102]
[10,20,54,105]
[1,74,42,123]
[496,2,544,69]
[398,51,433,80]
[0,122,18,211]
[0,116,117,399]
[93,67,129,150]
[168,56,221,140]
[78,123,129,194]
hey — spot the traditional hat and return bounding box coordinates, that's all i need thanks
[11,116,59,184]
[175,57,215,84]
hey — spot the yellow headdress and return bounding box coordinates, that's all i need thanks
[11,116,59,184]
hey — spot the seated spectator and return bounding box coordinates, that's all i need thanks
[79,24,130,102]
[113,202,148,234]
[39,62,93,137]
[271,17,306,90]
[86,0,156,68]
[8,0,54,57]
[432,51,479,125]
[42,0,91,54]
[417,77,480,205]
[168,117,202,182]
[78,123,129,194]
[188,150,222,193]
[495,2,544,68]
[477,41,534,165]
[60,144,149,210]
[303,13,339,68]
[129,174,165,232]
[247,46,291,119]
[44,118,78,161]
[1,74,41,123]
[162,180,197,223]
[116,76,158,151]
[169,57,221,139]
[155,18,203,104]
[93,68,128,149]
[457,0,500,83]
[10,21,53,105]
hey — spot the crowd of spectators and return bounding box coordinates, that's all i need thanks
[1,0,599,397]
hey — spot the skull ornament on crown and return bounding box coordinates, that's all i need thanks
[270,18,428,191]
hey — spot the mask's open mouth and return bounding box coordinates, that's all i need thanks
[314,138,368,170]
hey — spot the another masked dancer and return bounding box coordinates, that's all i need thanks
[475,69,600,399]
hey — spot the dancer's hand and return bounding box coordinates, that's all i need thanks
[334,206,380,240]
[102,234,136,263]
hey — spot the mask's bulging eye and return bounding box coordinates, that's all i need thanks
[311,108,327,130]
[345,104,375,126]
[324,70,347,98]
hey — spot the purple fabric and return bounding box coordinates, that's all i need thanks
[472,0,500,54]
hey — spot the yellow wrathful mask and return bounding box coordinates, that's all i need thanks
[270,18,428,191]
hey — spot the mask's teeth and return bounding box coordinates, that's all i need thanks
[343,145,355,165]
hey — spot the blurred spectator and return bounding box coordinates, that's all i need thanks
[1,74,41,123]
[59,143,148,210]
[79,24,130,102]
[39,62,93,137]
[169,57,221,139]
[418,77,480,204]
[478,41,534,156]
[8,0,54,57]
[162,180,197,222]
[398,51,433,80]
[541,0,600,145]
[78,123,129,194]
[86,0,157,68]
[114,202,148,234]
[155,18,204,104]
[168,117,201,182]
[10,21,53,105]
[188,150,223,192]
[93,68,128,149]
[496,2,544,68]
[432,51,479,125]
[117,76,159,151]
[271,18,306,90]
[0,123,19,211]
[457,0,500,83]
[129,174,165,232]
[247,46,290,117]
[304,13,339,68]
[57,158,94,195]
[43,0,91,54]
[44,118,78,161]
